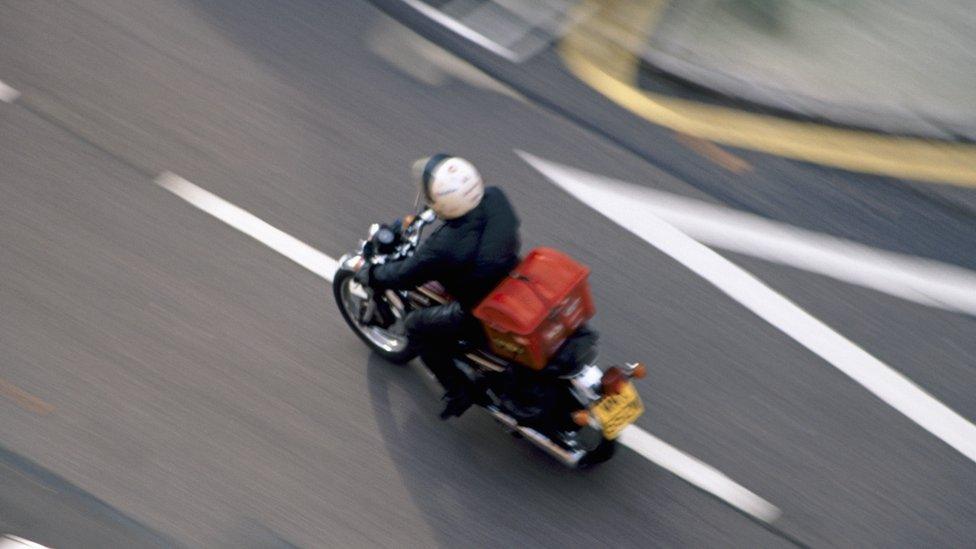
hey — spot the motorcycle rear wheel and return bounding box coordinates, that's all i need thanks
[333,269,418,364]
[579,438,617,468]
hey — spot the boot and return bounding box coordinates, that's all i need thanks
[439,388,473,420]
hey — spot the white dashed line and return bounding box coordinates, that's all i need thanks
[400,0,521,62]
[1,535,52,549]
[619,427,779,522]
[156,171,781,524]
[519,150,976,466]
[155,172,338,280]
[0,80,20,103]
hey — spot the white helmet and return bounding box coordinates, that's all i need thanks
[413,154,485,219]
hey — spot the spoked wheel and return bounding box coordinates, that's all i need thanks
[333,269,417,364]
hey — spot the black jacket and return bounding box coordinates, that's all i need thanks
[372,186,521,309]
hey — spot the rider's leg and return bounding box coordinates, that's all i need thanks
[405,303,477,418]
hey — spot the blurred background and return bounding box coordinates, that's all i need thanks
[1,0,974,546]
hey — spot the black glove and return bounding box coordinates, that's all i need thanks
[354,265,374,288]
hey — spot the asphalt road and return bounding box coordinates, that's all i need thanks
[0,444,172,547]
[0,0,974,546]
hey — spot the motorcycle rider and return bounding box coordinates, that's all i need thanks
[355,154,521,419]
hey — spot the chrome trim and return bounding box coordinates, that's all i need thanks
[406,290,431,308]
[464,352,507,373]
[486,407,586,467]
[384,290,406,313]
[568,364,603,404]
[419,208,436,224]
[623,362,645,376]
[417,286,449,305]
[339,253,363,272]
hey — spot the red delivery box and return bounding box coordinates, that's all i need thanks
[473,248,596,370]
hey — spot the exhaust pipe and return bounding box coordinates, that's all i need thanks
[487,407,586,467]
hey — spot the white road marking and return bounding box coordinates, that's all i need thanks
[514,157,976,316]
[0,535,52,549]
[367,18,527,102]
[155,172,338,281]
[0,80,20,103]
[518,150,976,465]
[156,172,781,523]
[400,0,521,62]
[619,427,779,522]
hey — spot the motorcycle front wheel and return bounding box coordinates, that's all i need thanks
[333,269,418,364]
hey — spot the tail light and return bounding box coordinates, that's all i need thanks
[601,367,628,396]
[571,409,591,426]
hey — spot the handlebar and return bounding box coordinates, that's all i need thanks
[363,208,435,262]
[404,208,436,235]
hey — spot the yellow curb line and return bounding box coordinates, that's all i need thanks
[560,0,976,187]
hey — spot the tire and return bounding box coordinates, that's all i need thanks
[333,269,418,364]
[579,438,617,468]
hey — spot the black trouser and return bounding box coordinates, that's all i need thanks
[405,302,478,393]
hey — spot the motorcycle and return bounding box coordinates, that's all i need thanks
[333,208,646,467]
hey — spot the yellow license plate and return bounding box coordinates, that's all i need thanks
[592,382,644,439]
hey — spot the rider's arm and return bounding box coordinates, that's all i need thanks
[370,231,447,290]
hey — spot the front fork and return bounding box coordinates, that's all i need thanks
[340,253,400,329]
